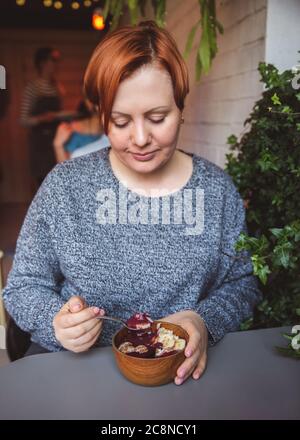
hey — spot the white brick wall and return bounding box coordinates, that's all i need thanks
[164,0,267,168]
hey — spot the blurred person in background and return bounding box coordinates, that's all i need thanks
[20,47,64,187]
[53,99,109,163]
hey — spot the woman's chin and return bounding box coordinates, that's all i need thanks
[126,157,161,174]
[127,151,174,174]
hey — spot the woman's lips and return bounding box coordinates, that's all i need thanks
[131,151,157,161]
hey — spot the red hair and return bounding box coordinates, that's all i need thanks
[83,20,189,134]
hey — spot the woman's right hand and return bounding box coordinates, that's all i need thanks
[53,296,105,352]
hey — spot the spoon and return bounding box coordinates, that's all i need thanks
[95,315,151,331]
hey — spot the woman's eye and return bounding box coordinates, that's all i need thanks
[114,122,128,128]
[114,118,165,128]
[150,118,165,124]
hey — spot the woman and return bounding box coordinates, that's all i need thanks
[20,47,64,187]
[53,99,109,163]
[4,21,261,386]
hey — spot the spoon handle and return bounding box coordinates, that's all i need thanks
[96,315,140,331]
[96,315,125,326]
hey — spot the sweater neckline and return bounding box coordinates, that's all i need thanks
[102,146,198,199]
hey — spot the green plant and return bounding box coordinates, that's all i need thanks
[276,316,300,359]
[225,62,300,330]
[103,0,223,80]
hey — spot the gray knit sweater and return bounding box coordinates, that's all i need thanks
[3,146,261,351]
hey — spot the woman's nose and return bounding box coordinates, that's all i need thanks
[131,122,151,147]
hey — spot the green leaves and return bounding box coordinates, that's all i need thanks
[105,0,124,31]
[251,255,271,285]
[183,0,223,81]
[271,93,281,106]
[227,62,300,331]
[128,0,139,25]
[227,134,238,147]
[236,233,269,254]
[240,317,254,331]
[103,0,111,20]
[257,149,279,172]
[104,0,166,30]
[271,222,300,270]
[198,4,210,74]
[195,51,202,82]
[235,222,300,285]
[193,0,223,80]
[276,329,300,359]
[273,241,294,269]
[183,21,200,60]
[235,234,271,284]
[151,0,166,28]
[103,0,223,81]
[276,345,300,359]
[258,62,294,89]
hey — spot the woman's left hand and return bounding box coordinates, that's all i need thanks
[159,310,208,385]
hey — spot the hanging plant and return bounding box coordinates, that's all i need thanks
[103,0,223,81]
[184,0,223,80]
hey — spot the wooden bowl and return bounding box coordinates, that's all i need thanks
[112,321,189,386]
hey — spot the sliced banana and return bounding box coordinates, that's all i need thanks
[174,338,186,351]
[118,342,135,353]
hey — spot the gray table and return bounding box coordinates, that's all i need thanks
[0,326,299,420]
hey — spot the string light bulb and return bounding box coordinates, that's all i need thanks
[71,1,80,9]
[54,1,63,9]
[16,0,26,5]
[92,8,105,30]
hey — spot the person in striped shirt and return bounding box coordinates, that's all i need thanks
[20,47,64,187]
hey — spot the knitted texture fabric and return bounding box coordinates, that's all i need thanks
[3,147,261,351]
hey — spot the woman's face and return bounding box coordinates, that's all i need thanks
[107,64,182,175]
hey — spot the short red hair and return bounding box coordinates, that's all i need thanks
[83,20,189,134]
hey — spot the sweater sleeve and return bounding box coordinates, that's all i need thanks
[196,178,262,345]
[3,169,65,351]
